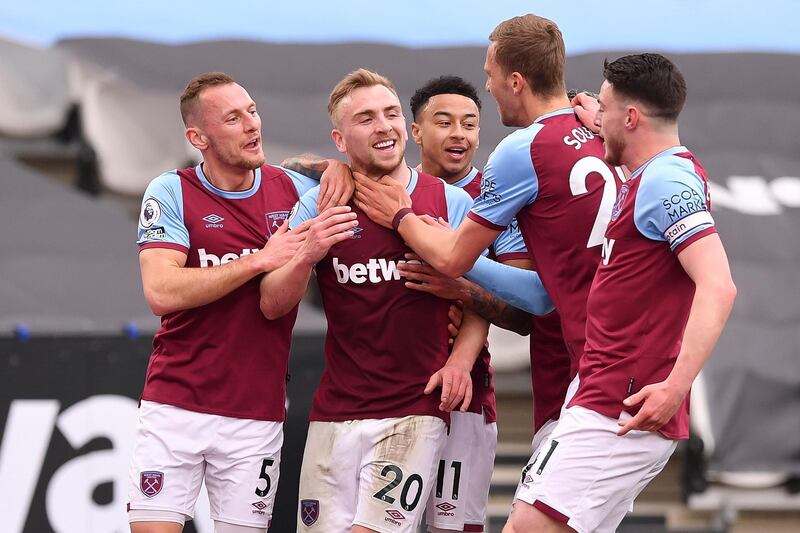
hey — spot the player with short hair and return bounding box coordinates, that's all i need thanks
[352,12,620,509]
[260,68,487,533]
[128,72,355,533]
[399,74,571,533]
[507,53,737,533]
[260,68,552,533]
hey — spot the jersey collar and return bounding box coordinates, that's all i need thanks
[533,107,575,124]
[630,145,688,180]
[195,164,262,199]
[451,167,480,189]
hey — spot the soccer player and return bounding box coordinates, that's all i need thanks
[260,68,552,533]
[398,75,571,533]
[258,68,492,533]
[352,11,620,500]
[129,72,355,533]
[505,53,737,533]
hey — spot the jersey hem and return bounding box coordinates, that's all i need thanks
[674,226,717,255]
[467,211,506,231]
[140,395,286,422]
[139,242,189,254]
[495,251,529,262]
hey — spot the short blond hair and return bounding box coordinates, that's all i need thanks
[489,14,565,97]
[327,68,399,126]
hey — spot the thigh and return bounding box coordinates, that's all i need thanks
[355,416,447,533]
[297,421,361,532]
[204,417,284,529]
[514,406,676,533]
[426,412,497,531]
[127,401,208,519]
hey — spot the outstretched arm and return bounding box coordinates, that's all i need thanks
[398,255,533,335]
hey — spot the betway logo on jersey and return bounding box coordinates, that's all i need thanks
[333,257,420,284]
[198,247,258,267]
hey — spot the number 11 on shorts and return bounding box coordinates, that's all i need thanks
[435,460,462,500]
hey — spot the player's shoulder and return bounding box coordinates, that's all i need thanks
[496,122,546,153]
[640,149,704,191]
[442,180,473,203]
[260,163,287,181]
[144,169,182,197]
[148,169,181,187]
[415,170,446,188]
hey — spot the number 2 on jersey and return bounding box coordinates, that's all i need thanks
[569,156,626,248]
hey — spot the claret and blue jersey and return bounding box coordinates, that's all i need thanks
[576,146,717,440]
[135,163,318,422]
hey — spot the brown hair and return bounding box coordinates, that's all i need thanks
[603,54,687,122]
[489,14,566,97]
[179,72,236,126]
[327,68,399,126]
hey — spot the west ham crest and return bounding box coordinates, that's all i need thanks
[265,211,290,236]
[300,499,319,526]
[610,184,630,221]
[140,471,164,497]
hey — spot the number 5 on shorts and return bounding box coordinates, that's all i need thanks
[255,457,274,497]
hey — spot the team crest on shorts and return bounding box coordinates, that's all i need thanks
[300,499,319,526]
[140,471,164,497]
[266,211,290,236]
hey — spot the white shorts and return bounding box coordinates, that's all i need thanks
[298,416,447,533]
[513,405,677,533]
[127,400,283,529]
[425,411,497,532]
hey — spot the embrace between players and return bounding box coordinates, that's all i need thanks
[129,13,736,533]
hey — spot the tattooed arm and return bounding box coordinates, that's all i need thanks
[281,154,354,210]
[398,255,533,336]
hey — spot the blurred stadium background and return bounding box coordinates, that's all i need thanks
[1,2,798,532]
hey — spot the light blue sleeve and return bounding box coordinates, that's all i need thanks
[634,159,715,251]
[136,171,189,249]
[443,182,474,229]
[280,166,320,197]
[492,217,527,259]
[464,257,553,316]
[469,126,541,229]
[288,186,321,230]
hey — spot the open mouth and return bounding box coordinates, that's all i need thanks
[445,147,467,159]
[244,138,260,151]
[372,139,396,152]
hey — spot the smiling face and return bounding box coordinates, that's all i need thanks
[193,83,265,171]
[331,84,408,178]
[412,93,479,182]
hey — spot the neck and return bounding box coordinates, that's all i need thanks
[356,159,412,188]
[626,130,681,173]
[520,91,571,126]
[420,159,472,184]
[201,157,256,192]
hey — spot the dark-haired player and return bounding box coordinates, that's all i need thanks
[401,75,570,533]
[507,53,737,533]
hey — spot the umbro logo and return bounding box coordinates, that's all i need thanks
[252,501,267,511]
[203,214,224,224]
[436,502,456,512]
[386,509,405,520]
